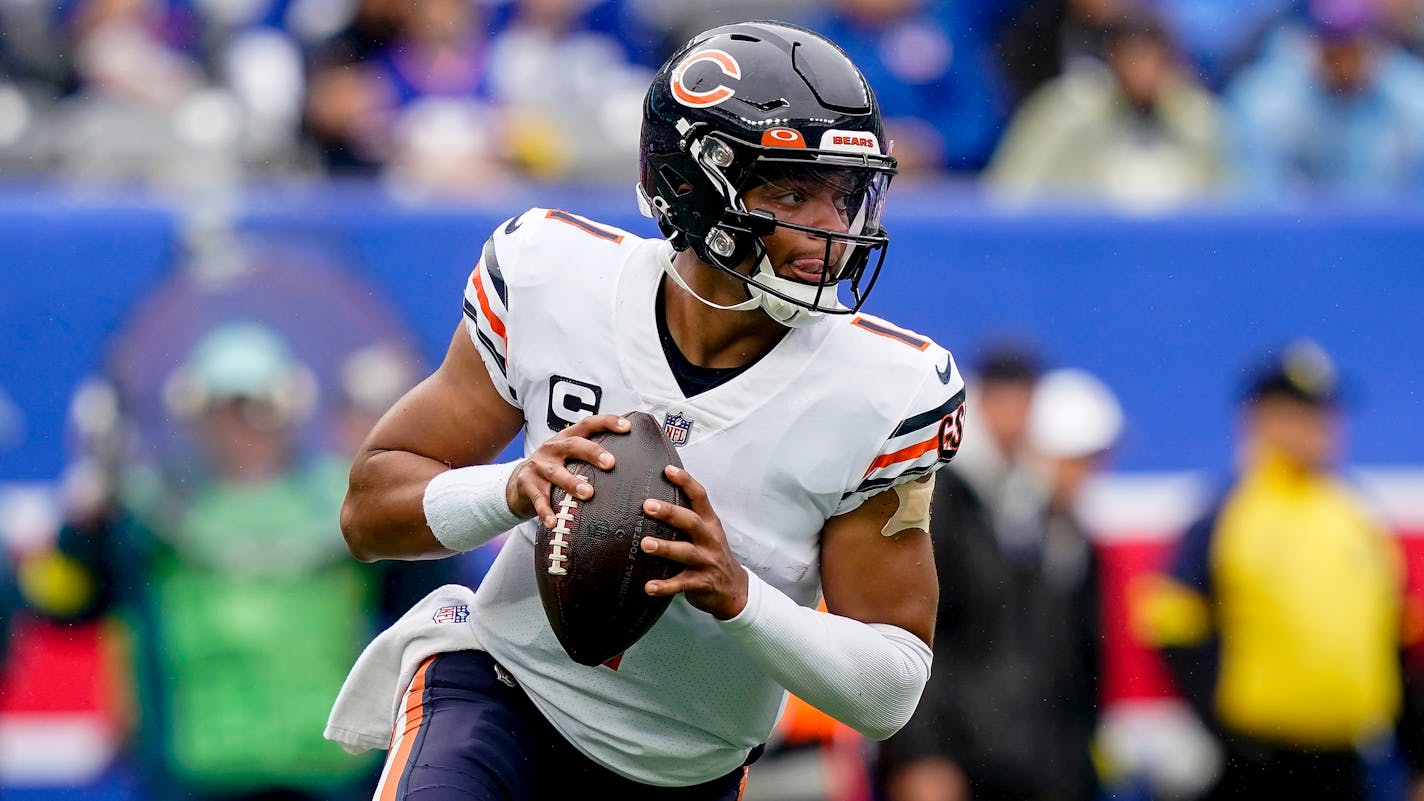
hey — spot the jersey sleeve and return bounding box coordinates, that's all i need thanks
[462,217,522,407]
[836,346,967,515]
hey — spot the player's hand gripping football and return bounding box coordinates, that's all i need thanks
[640,466,750,621]
[506,414,629,528]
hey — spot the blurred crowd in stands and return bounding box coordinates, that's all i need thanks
[2,0,1424,204]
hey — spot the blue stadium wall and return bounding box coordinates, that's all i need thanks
[3,183,1422,481]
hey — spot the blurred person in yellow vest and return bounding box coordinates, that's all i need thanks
[1136,339,1412,801]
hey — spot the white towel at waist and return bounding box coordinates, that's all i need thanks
[325,584,485,754]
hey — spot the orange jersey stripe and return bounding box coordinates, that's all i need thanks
[545,210,624,243]
[471,263,507,341]
[863,435,938,477]
[379,657,434,801]
[850,316,930,351]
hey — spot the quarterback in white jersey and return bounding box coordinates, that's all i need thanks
[332,20,967,801]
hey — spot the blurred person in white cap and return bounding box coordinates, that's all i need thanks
[23,320,384,801]
[1028,367,1125,519]
[878,359,1117,801]
[331,341,420,459]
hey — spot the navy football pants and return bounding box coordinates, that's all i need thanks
[374,650,754,801]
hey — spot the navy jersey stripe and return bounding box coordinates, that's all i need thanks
[463,298,509,377]
[477,329,509,377]
[481,238,508,306]
[844,463,939,499]
[891,388,966,439]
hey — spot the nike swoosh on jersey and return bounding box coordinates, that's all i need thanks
[936,354,953,384]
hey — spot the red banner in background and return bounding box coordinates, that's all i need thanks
[0,616,123,786]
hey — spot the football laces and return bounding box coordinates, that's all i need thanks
[548,494,578,575]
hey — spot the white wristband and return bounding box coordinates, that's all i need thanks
[720,567,932,741]
[422,462,526,552]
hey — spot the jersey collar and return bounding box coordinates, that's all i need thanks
[614,240,833,434]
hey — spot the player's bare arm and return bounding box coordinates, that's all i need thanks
[820,473,938,647]
[341,324,625,561]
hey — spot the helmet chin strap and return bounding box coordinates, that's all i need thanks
[664,249,844,328]
[660,251,762,314]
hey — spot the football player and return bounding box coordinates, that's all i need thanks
[329,20,967,801]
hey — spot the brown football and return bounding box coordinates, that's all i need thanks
[534,411,688,666]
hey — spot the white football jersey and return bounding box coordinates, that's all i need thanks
[461,208,966,786]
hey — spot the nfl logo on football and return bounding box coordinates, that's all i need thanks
[663,412,693,447]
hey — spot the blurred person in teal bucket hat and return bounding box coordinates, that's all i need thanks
[24,320,383,801]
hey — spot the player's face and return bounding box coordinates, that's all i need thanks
[979,378,1036,454]
[197,398,294,478]
[1248,396,1341,471]
[742,169,862,285]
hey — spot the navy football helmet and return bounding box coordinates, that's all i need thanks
[638,21,897,327]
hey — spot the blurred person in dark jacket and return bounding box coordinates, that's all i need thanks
[0,547,16,668]
[304,0,508,190]
[301,0,409,173]
[878,356,1121,801]
[940,344,1045,546]
[995,0,1135,105]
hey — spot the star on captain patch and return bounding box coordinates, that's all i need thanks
[663,412,693,447]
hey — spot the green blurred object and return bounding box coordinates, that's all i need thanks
[83,460,382,796]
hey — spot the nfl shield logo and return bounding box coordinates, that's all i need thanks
[432,604,470,624]
[663,412,693,447]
